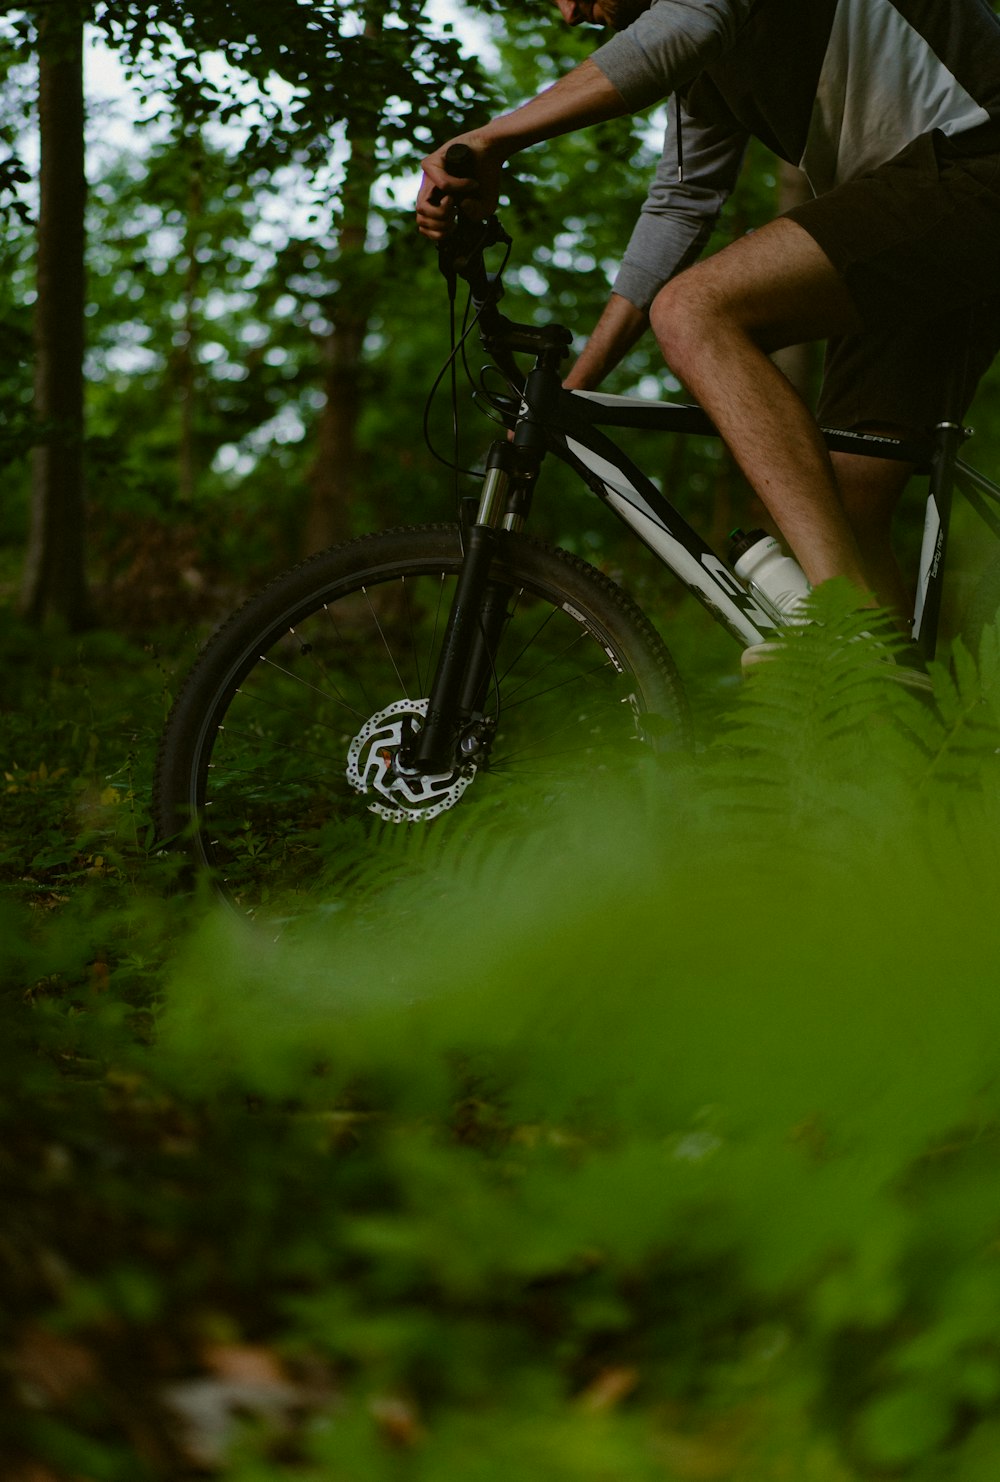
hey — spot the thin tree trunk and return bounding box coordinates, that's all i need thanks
[304,2,384,555]
[178,144,204,506]
[20,4,90,629]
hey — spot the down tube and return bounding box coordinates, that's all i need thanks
[554,428,774,646]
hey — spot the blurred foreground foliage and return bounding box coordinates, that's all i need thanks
[4,589,1000,1478]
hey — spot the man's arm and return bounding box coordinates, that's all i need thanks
[563,295,648,390]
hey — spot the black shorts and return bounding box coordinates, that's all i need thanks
[784,130,1000,438]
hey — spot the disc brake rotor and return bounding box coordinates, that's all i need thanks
[346,698,476,822]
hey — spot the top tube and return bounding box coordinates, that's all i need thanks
[567,391,933,469]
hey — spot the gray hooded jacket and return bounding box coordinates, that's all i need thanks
[590,0,1000,309]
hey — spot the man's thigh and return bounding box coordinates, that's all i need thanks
[653,215,863,351]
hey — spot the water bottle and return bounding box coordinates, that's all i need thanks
[729,528,811,621]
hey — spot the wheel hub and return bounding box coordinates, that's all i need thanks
[346,698,476,822]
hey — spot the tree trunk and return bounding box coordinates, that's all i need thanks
[178,143,204,506]
[304,3,384,555]
[20,3,91,629]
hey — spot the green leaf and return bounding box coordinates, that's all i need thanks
[856,1385,954,1466]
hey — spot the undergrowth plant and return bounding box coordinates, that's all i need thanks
[4,591,1000,1479]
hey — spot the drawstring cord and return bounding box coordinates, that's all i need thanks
[674,93,684,182]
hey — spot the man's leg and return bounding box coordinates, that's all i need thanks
[649,217,874,593]
[830,446,915,624]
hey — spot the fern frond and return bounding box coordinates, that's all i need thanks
[904,623,1000,796]
[691,584,967,869]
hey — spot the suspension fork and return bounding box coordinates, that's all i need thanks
[410,438,538,773]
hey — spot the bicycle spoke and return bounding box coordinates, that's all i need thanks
[497,653,619,713]
[361,584,410,696]
[254,655,368,720]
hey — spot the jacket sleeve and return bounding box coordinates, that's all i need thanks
[590,0,752,112]
[613,103,747,310]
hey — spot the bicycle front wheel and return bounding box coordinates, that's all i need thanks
[155,524,689,919]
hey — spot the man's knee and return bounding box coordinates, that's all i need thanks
[650,272,723,375]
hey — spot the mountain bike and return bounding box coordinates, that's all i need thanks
[154,149,1000,917]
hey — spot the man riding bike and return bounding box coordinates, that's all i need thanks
[417,0,1000,624]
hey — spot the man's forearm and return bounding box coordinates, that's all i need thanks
[417,58,628,235]
[478,59,628,158]
[563,293,649,390]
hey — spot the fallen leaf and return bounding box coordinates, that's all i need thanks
[369,1393,425,1448]
[577,1365,640,1413]
[202,1343,290,1388]
[13,1326,100,1405]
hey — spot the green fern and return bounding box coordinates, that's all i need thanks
[906,622,1000,790]
[700,584,927,843]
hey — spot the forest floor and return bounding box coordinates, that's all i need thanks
[4,592,1000,1481]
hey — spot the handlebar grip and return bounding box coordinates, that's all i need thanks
[428,142,477,206]
[442,142,476,177]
